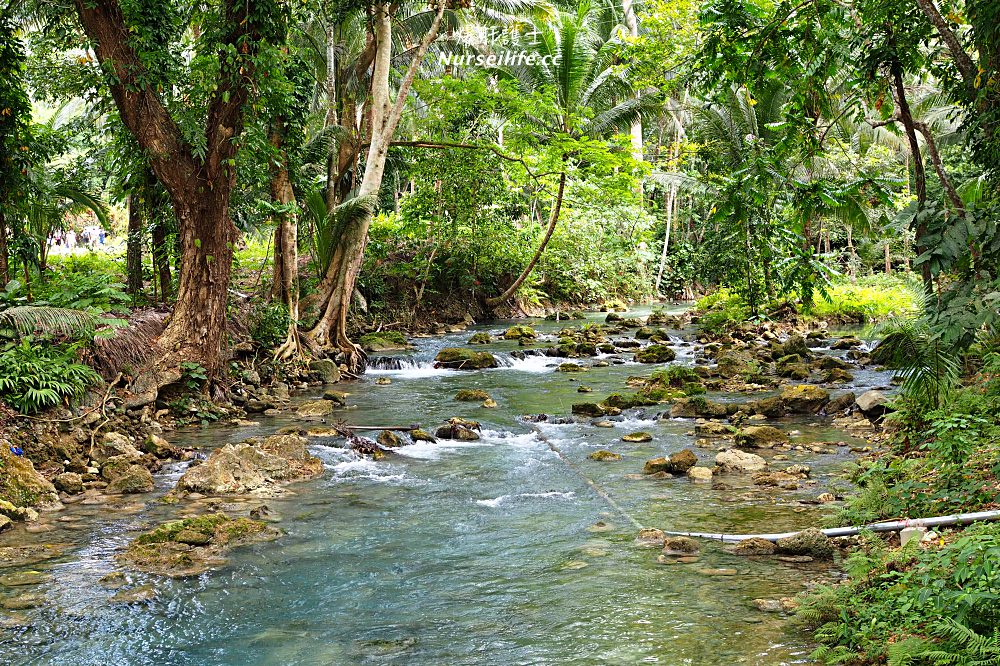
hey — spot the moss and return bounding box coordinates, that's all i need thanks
[133,513,232,546]
[359,331,410,351]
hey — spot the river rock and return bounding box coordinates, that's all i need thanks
[0,446,58,508]
[557,363,586,372]
[716,350,756,378]
[825,392,856,414]
[622,432,653,443]
[54,472,84,495]
[434,348,498,370]
[781,334,811,359]
[176,435,322,495]
[823,368,854,383]
[855,390,890,418]
[503,325,536,340]
[775,528,834,559]
[779,384,830,413]
[635,344,676,363]
[94,432,143,462]
[687,466,714,482]
[733,538,777,556]
[409,429,436,443]
[467,332,492,344]
[831,336,863,349]
[588,450,622,462]
[746,396,786,418]
[662,536,700,556]
[669,397,729,419]
[308,359,342,383]
[695,421,737,437]
[142,434,180,459]
[109,584,158,605]
[435,418,481,441]
[635,528,665,547]
[296,400,335,417]
[454,389,491,402]
[117,513,277,577]
[572,402,607,417]
[0,515,11,533]
[734,425,789,449]
[107,465,155,494]
[715,449,768,474]
[322,390,349,405]
[377,431,405,448]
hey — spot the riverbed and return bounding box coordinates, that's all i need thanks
[0,307,891,665]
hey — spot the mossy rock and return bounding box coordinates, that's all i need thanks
[455,389,492,402]
[409,429,437,443]
[588,450,622,462]
[434,348,498,370]
[557,363,587,372]
[503,325,536,340]
[358,331,411,352]
[622,431,653,443]
[734,425,789,449]
[822,368,854,383]
[572,402,607,417]
[635,345,676,363]
[120,513,276,577]
[779,384,830,413]
[669,396,729,419]
[377,431,405,448]
[0,446,57,509]
[467,332,493,345]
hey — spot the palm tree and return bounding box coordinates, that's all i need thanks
[485,0,654,305]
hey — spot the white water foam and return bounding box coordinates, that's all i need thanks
[475,491,576,508]
[311,444,410,484]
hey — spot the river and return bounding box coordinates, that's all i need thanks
[0,306,892,665]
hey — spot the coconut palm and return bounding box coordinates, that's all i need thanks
[485,0,656,305]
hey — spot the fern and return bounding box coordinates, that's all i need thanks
[0,306,98,339]
[915,620,1000,666]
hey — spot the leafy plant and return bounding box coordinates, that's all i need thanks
[0,340,100,414]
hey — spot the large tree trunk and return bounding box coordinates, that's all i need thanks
[654,185,674,293]
[304,0,446,370]
[486,171,567,307]
[126,193,143,298]
[269,120,302,360]
[74,0,264,392]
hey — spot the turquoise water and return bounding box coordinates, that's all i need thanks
[0,309,891,665]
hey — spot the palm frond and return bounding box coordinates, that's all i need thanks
[0,306,98,339]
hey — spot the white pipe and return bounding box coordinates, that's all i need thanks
[662,510,1000,543]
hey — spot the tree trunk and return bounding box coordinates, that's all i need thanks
[885,241,891,273]
[304,0,446,370]
[891,61,932,292]
[654,186,674,293]
[847,225,856,281]
[126,193,143,298]
[0,209,8,289]
[486,171,567,307]
[269,119,302,360]
[74,0,265,391]
[151,221,172,302]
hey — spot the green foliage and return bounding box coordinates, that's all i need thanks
[247,301,290,349]
[800,524,1000,666]
[179,361,208,392]
[0,339,100,414]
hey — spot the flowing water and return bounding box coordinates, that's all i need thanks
[0,307,893,665]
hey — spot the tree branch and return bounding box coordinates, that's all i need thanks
[913,0,977,87]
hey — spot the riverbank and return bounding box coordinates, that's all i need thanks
[1,302,906,664]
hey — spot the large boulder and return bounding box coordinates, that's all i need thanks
[94,432,143,462]
[856,390,890,419]
[824,391,856,415]
[669,397,729,419]
[309,358,342,384]
[0,445,58,508]
[779,384,830,413]
[775,528,834,559]
[434,348,498,370]
[715,449,768,474]
[54,472,84,495]
[781,334,811,359]
[643,449,698,475]
[296,400,335,417]
[747,396,786,418]
[107,465,155,494]
[734,425,789,449]
[716,350,756,379]
[635,345,676,363]
[176,435,322,495]
[503,325,536,340]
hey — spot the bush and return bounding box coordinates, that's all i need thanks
[811,275,919,322]
[800,524,1000,665]
[0,340,101,414]
[247,301,290,349]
